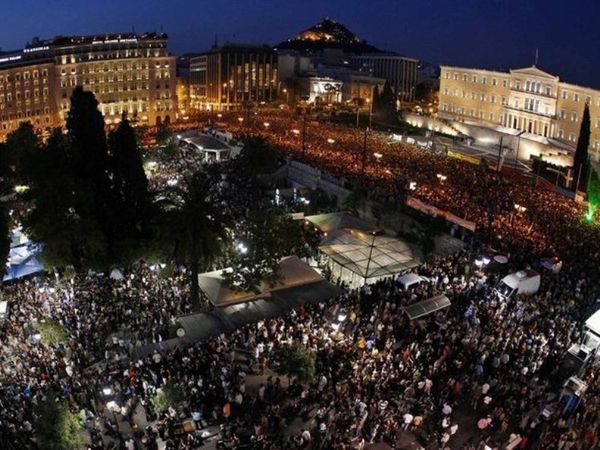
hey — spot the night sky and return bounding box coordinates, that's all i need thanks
[2,0,599,87]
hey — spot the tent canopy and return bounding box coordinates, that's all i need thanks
[403,294,451,320]
[397,273,425,290]
[198,255,325,307]
[586,310,600,334]
[305,211,376,234]
[320,228,422,280]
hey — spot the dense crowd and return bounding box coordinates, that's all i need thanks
[0,112,599,449]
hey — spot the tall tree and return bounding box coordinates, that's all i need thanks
[157,167,231,304]
[573,104,591,192]
[65,87,113,268]
[3,122,39,186]
[374,81,397,124]
[67,86,111,195]
[22,130,108,270]
[108,118,152,263]
[0,203,10,281]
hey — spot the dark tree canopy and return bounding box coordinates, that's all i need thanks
[573,104,591,192]
[373,81,397,124]
[108,118,152,264]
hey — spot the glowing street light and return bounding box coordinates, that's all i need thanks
[237,243,248,254]
[373,152,383,160]
[514,203,527,213]
[238,117,244,124]
[409,181,417,191]
[263,122,270,128]
[217,113,223,118]
[291,129,300,135]
[327,138,335,144]
[436,173,447,182]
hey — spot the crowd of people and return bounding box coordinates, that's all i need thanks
[0,111,599,449]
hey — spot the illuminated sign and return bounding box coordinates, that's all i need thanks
[23,46,50,53]
[0,55,22,64]
[92,38,138,45]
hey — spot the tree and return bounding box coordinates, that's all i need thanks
[67,87,111,197]
[374,81,397,124]
[235,135,283,176]
[22,130,108,270]
[156,167,231,304]
[65,87,113,269]
[272,343,316,384]
[108,118,152,264]
[151,382,186,413]
[0,204,10,281]
[573,104,591,192]
[34,393,84,450]
[224,207,302,293]
[156,124,174,146]
[37,319,68,346]
[3,122,39,185]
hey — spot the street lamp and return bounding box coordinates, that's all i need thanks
[237,243,248,254]
[327,138,335,144]
[409,181,417,191]
[263,122,270,129]
[373,152,383,160]
[514,203,526,213]
[238,117,244,125]
[436,173,447,182]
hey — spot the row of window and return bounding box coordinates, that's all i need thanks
[444,72,600,106]
[444,71,508,88]
[443,88,505,105]
[0,89,49,102]
[59,49,168,64]
[0,69,49,83]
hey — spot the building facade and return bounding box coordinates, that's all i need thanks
[0,32,176,140]
[438,65,600,159]
[189,44,278,111]
[351,54,418,102]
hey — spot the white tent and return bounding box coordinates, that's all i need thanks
[585,310,600,334]
[397,273,425,290]
[319,229,422,287]
[110,269,124,281]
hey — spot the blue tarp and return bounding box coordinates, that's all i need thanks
[3,243,44,282]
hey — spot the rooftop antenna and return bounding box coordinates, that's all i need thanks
[132,24,136,34]
[534,48,539,66]
[212,34,219,49]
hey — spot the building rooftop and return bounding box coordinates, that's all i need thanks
[25,32,168,49]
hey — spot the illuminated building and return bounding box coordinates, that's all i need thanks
[0,32,177,140]
[189,44,278,111]
[439,65,600,159]
[351,54,418,102]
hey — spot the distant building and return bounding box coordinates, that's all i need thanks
[0,32,177,139]
[351,54,418,102]
[189,43,278,111]
[438,65,600,158]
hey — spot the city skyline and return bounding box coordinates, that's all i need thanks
[1,0,599,87]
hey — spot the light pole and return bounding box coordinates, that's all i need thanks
[363,231,378,284]
[302,112,307,158]
[360,126,369,178]
[514,130,525,168]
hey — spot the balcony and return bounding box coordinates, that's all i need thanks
[510,86,556,100]
[503,104,556,120]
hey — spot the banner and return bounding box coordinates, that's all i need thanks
[448,150,480,166]
[407,196,477,231]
